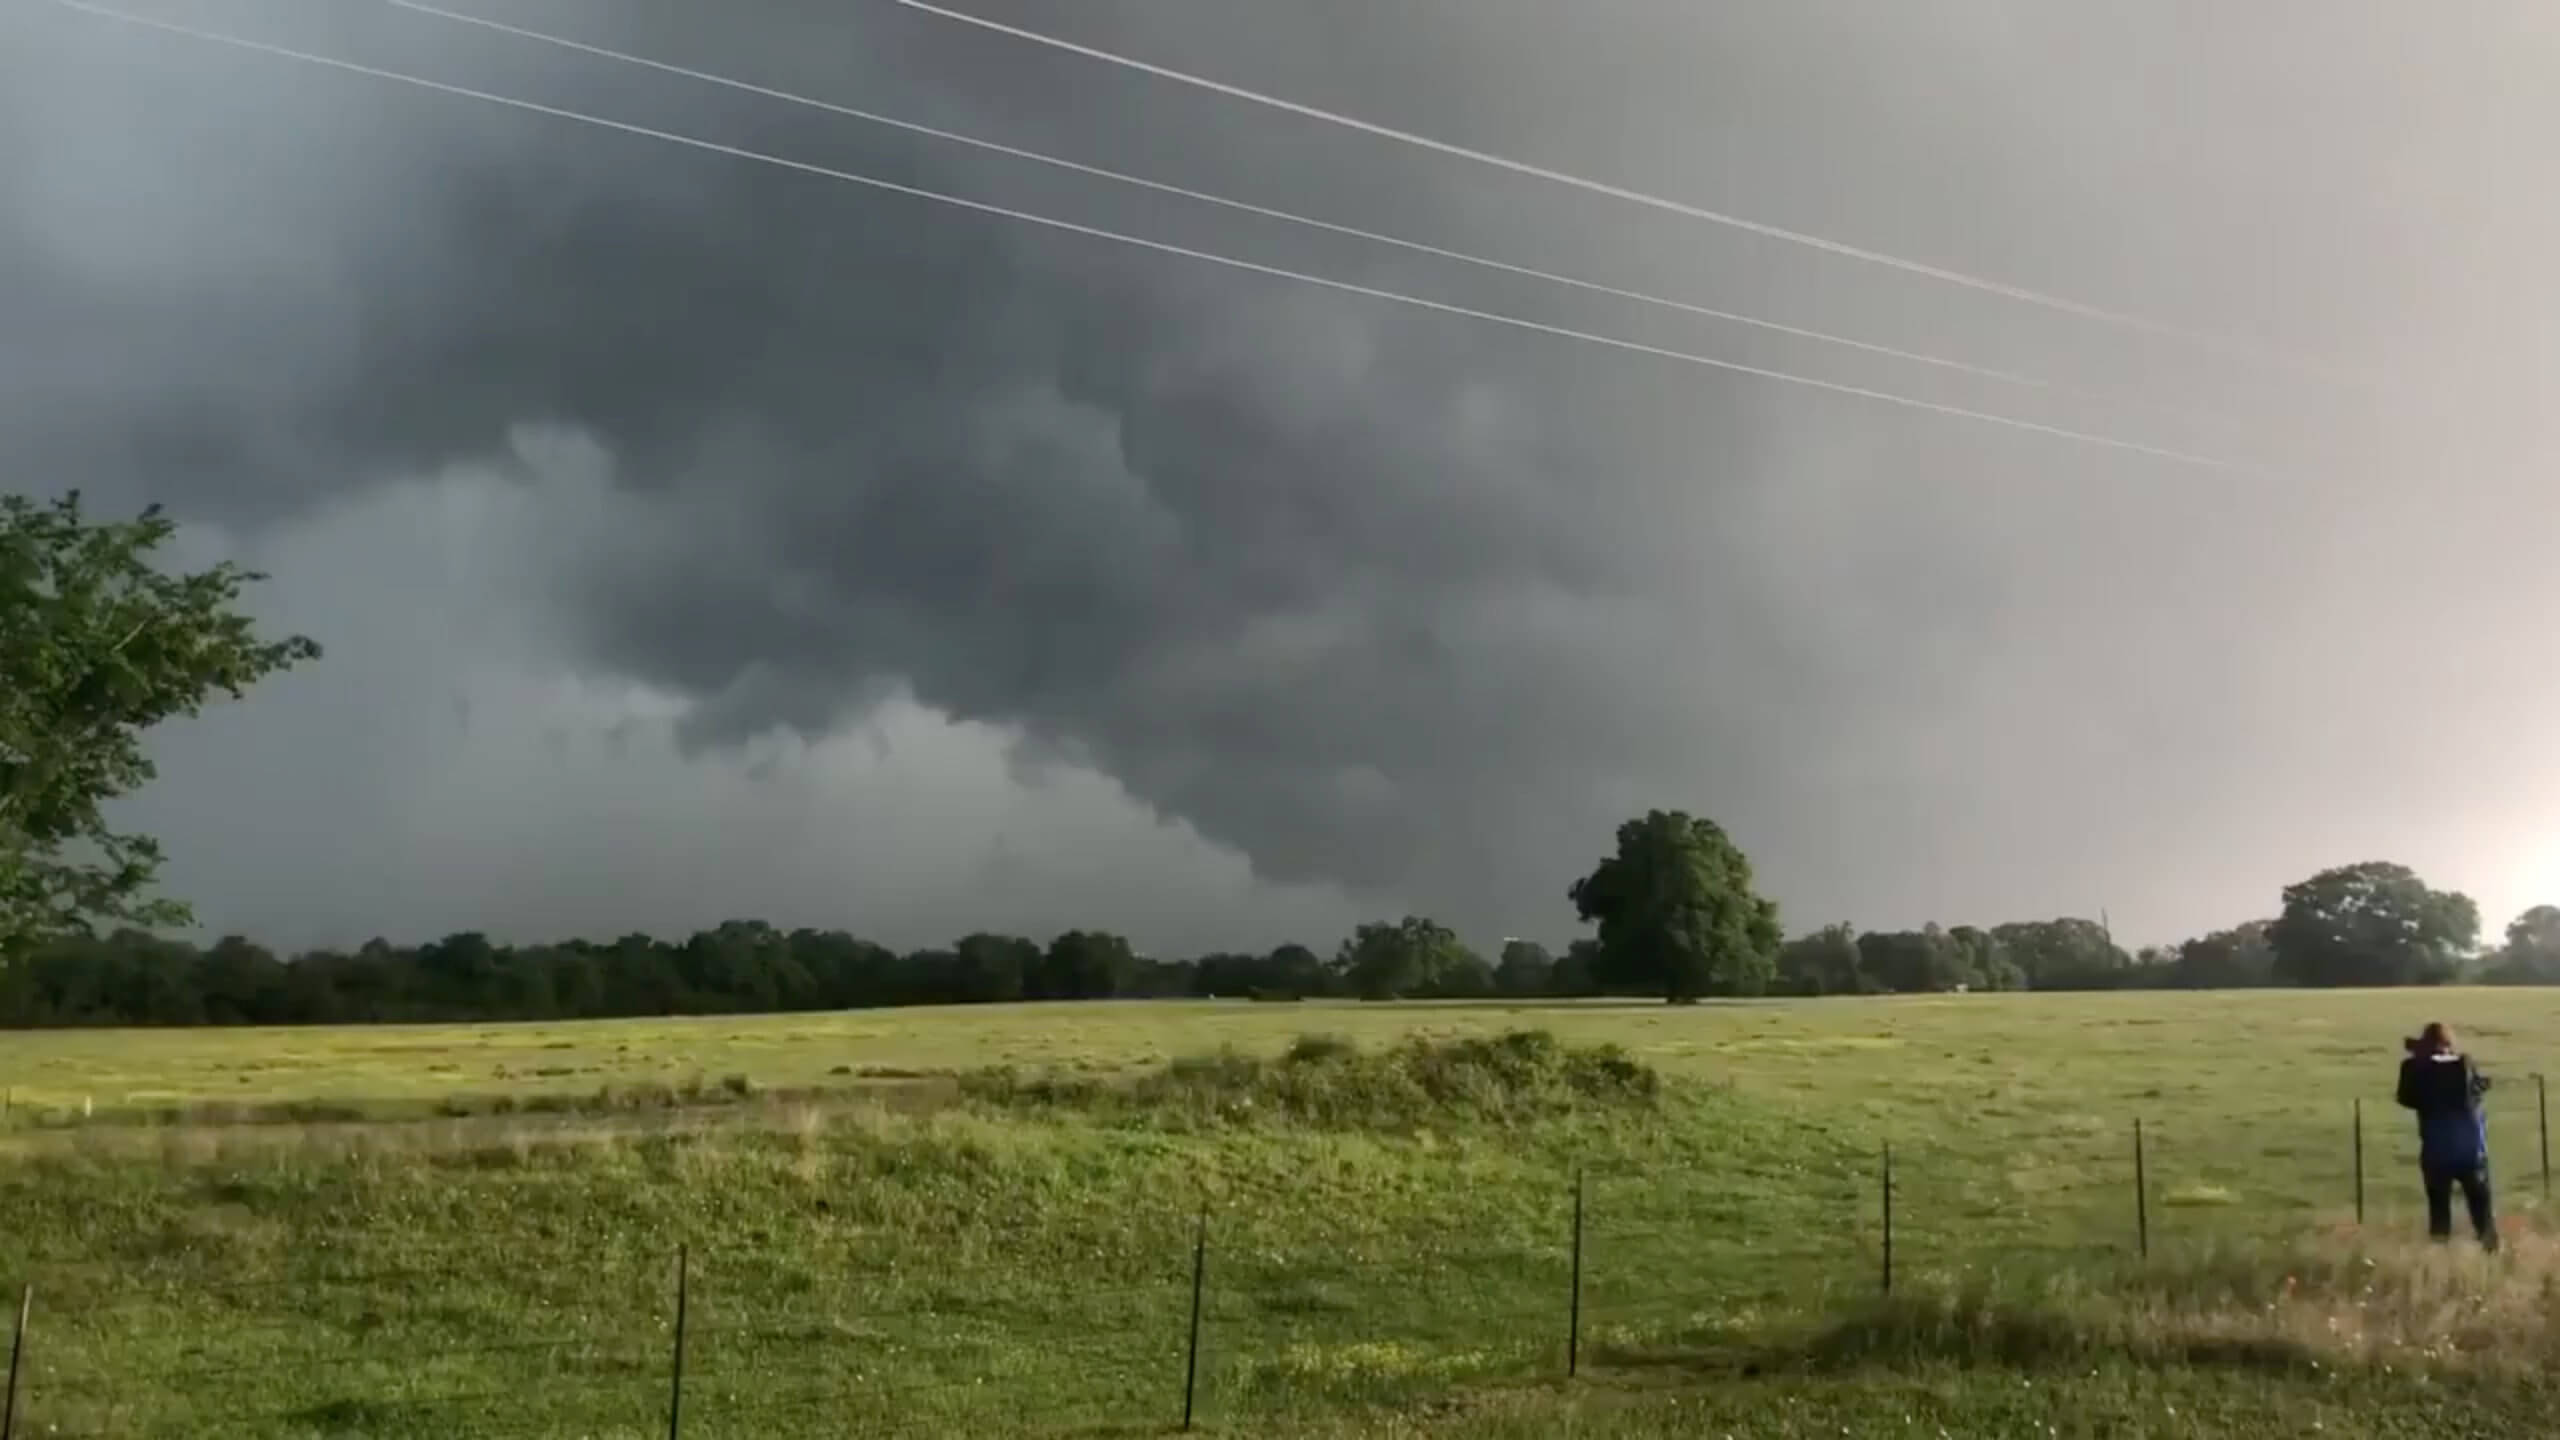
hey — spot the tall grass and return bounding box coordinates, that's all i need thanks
[1781,1226,2560,1377]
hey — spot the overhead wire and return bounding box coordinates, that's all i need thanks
[895,0,2371,392]
[37,0,2262,474]
[384,0,2239,438]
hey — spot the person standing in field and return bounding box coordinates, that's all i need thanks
[2395,1021,2498,1250]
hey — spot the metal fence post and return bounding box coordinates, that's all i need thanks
[1567,1168,1585,1379]
[2537,1073,2550,1202]
[2133,1119,2150,1260]
[1880,1143,1894,1296]
[4,1284,31,1440]
[666,1246,689,1440]
[1182,1209,1207,1432]
[2353,1098,2365,1226]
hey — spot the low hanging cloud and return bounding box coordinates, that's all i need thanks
[6,0,2556,950]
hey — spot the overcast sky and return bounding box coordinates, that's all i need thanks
[5,0,2554,956]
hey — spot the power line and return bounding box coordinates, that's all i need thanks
[896,0,2369,391]
[40,0,2260,474]
[385,0,2237,436]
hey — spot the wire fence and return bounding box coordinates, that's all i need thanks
[2,1082,2552,1438]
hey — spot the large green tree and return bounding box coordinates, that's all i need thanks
[2267,861,2478,988]
[2485,905,2560,985]
[2167,920,2278,990]
[1551,938,1603,997]
[1493,939,1555,996]
[952,932,1039,1004]
[1264,943,1331,997]
[1856,925,1969,994]
[1988,918,2129,991]
[1947,925,2023,991]
[1037,930,1138,1000]
[1335,916,1478,1000]
[1776,922,1867,996]
[1,493,318,961]
[1568,810,1780,1002]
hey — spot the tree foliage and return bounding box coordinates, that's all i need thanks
[1493,939,1555,997]
[0,915,1563,1025]
[1,493,318,960]
[2484,905,2560,985]
[1778,921,2025,995]
[12,884,2559,1031]
[2268,861,2478,988]
[1551,939,1602,998]
[1568,811,1781,1002]
[953,932,1039,1005]
[1335,917,1485,1000]
[0,924,1141,1026]
[1948,926,2024,991]
[1856,926,1969,994]
[1988,918,2129,991]
[1037,930,1138,1001]
[1195,943,1330,1000]
[1775,922,1867,995]
[2163,920,2278,990]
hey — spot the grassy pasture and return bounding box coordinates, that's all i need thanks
[10,987,2549,1123]
[4,990,2559,1437]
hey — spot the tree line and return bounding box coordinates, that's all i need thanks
[5,870,2554,1027]
[7,495,2557,1028]
[1782,867,2557,995]
[0,920,1563,1026]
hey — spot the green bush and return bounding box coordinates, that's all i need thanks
[1283,1032,1358,1065]
[964,1028,1659,1131]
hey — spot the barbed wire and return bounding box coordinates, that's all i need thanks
[1,1114,2527,1436]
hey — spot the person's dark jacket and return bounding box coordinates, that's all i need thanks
[2397,1048,2490,1170]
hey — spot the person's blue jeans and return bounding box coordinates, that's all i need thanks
[2423,1160,2497,1249]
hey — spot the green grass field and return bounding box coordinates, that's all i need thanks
[5,990,2559,1437]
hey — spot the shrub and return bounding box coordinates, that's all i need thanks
[1283,1032,1358,1065]
[967,1029,1659,1131]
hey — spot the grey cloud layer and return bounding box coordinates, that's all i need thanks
[7,0,2556,945]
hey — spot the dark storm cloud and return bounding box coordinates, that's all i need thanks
[7,0,2556,945]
